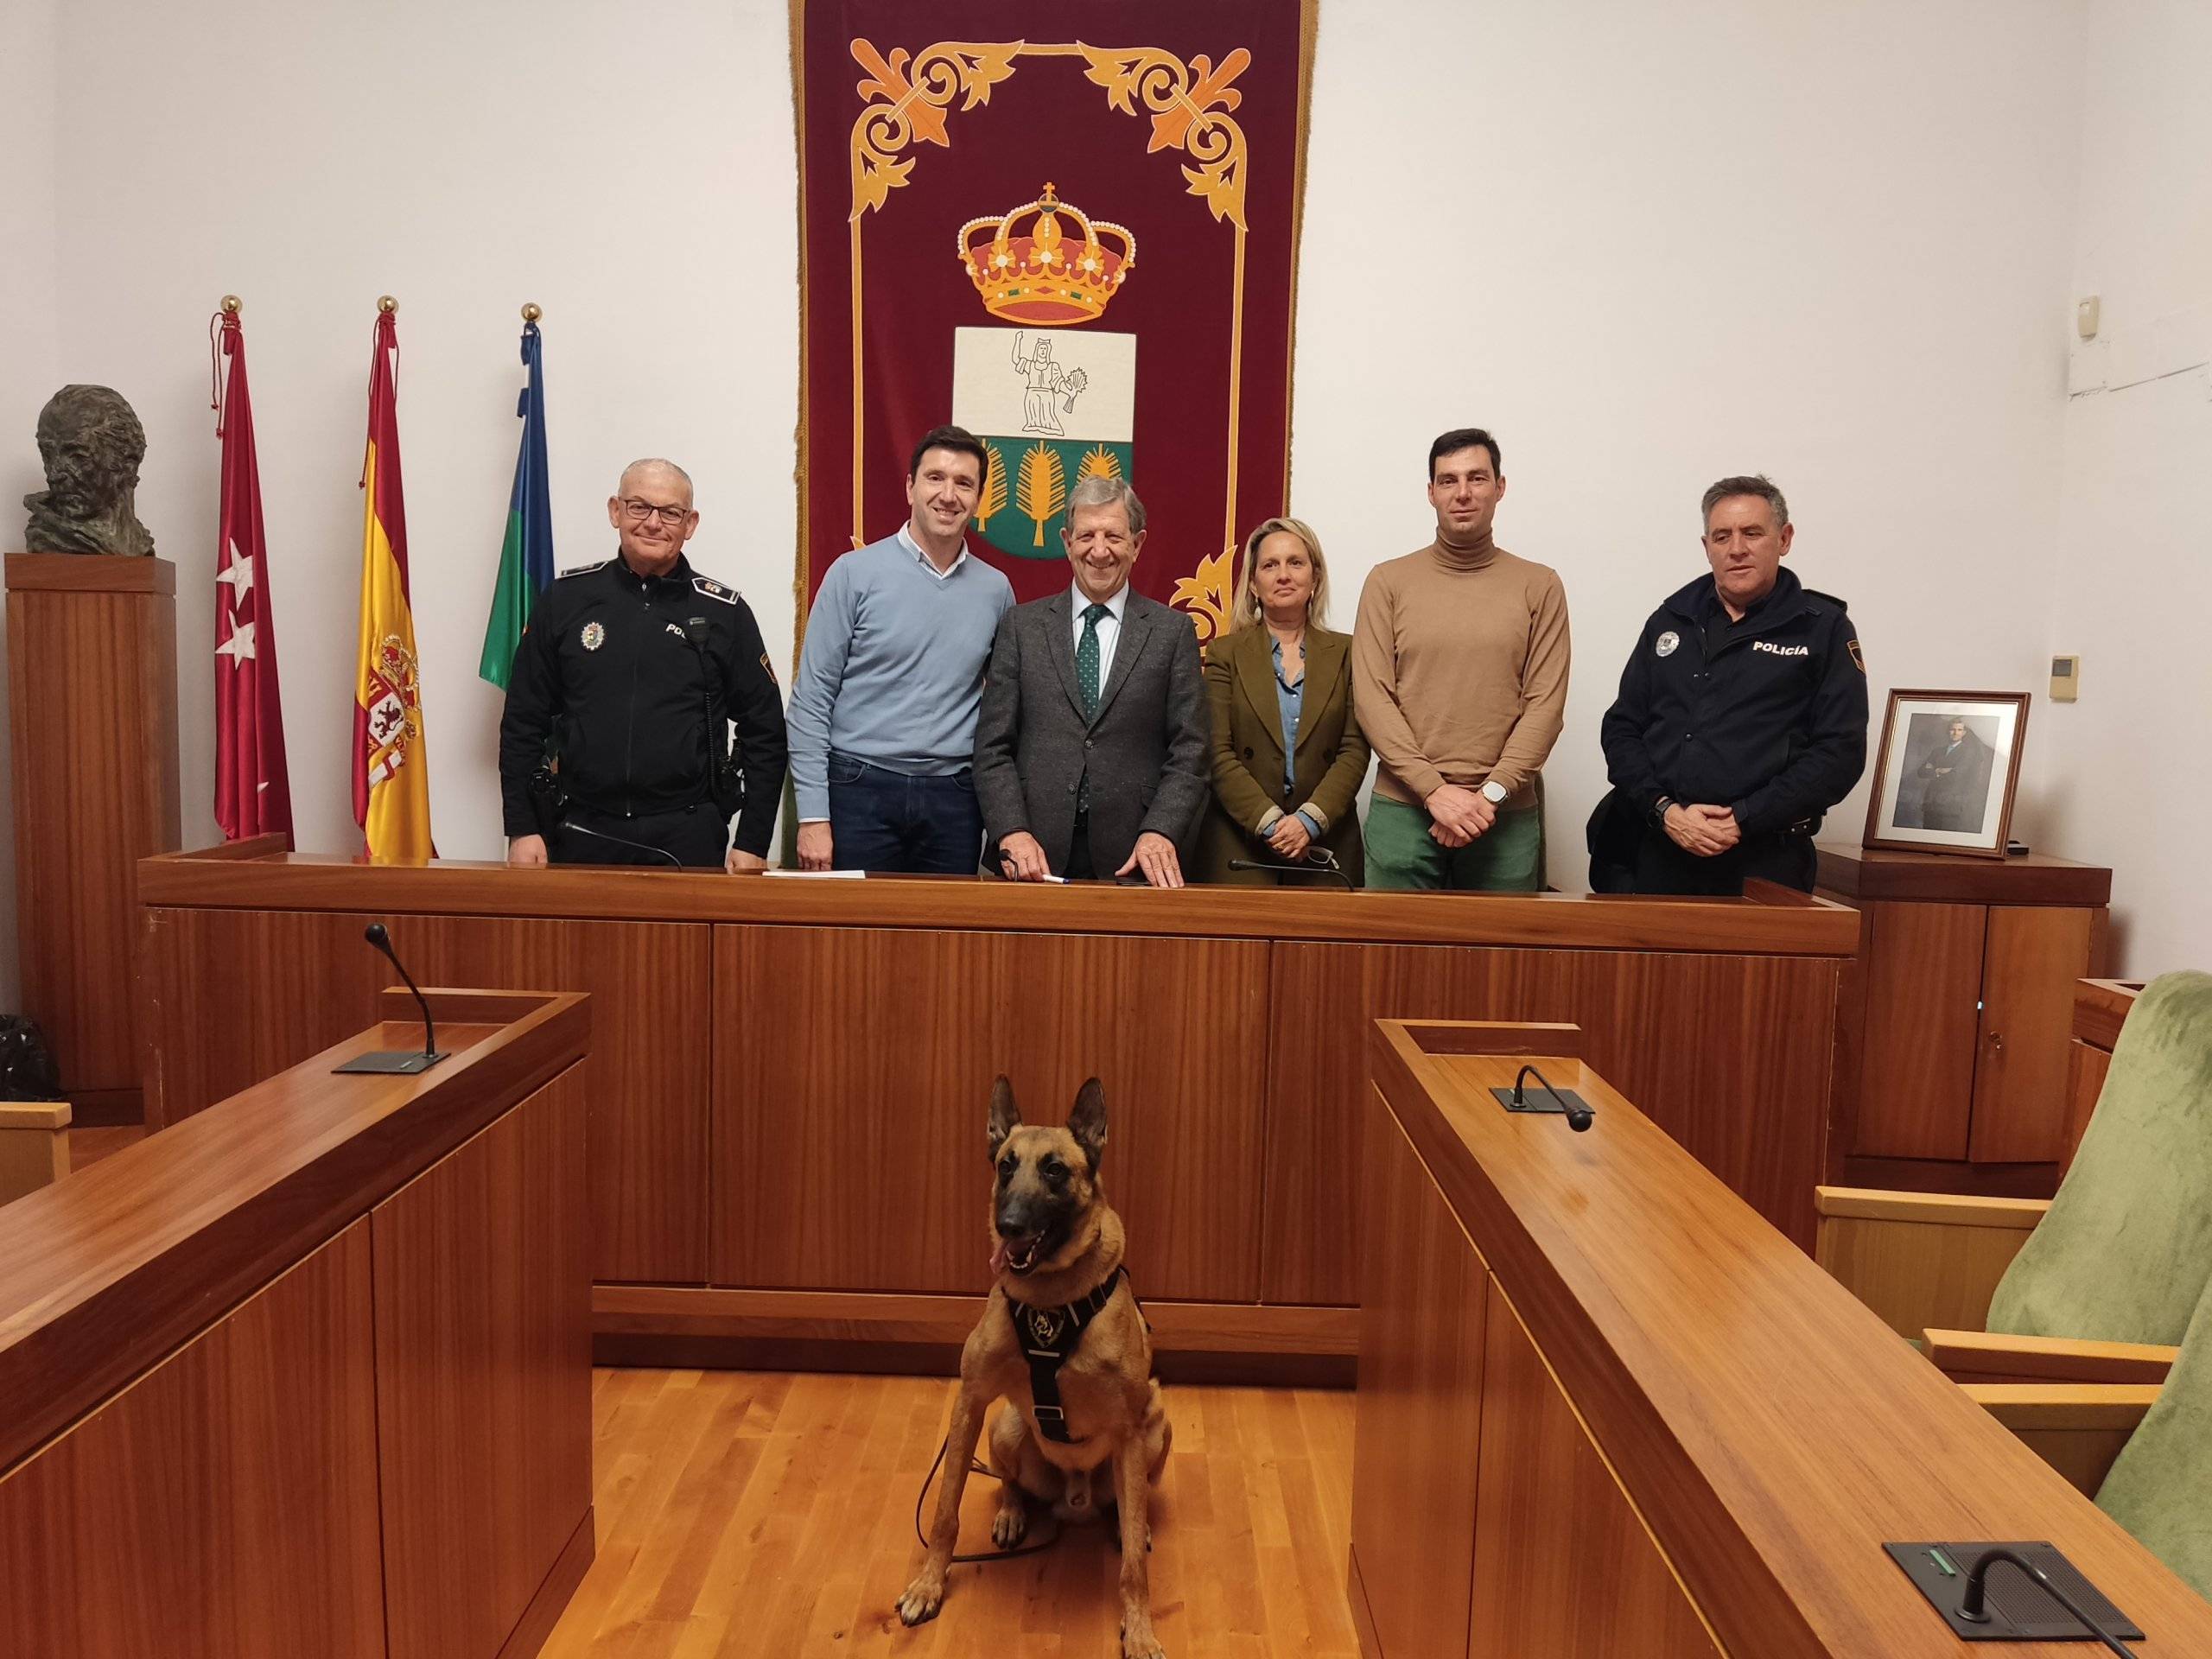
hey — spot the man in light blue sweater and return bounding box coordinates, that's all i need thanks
[790,425,1015,873]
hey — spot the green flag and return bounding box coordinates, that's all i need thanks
[480,317,553,688]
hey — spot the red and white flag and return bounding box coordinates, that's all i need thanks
[211,303,295,844]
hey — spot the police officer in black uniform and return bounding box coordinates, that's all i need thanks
[1592,474,1866,894]
[499,459,787,871]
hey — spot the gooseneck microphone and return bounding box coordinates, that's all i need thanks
[1492,1061,1595,1132]
[1226,855,1354,890]
[332,923,449,1075]
[1960,1548,2139,1656]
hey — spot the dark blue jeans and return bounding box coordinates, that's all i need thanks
[826,752,985,874]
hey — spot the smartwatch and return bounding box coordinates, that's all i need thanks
[1480,779,1509,806]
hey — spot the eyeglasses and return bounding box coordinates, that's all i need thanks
[619,498,691,525]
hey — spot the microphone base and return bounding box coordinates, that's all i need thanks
[1884,1542,2139,1641]
[334,1049,449,1075]
[1489,1085,1592,1119]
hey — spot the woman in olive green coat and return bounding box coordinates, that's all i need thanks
[1196,517,1371,885]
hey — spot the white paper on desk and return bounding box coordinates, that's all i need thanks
[764,868,866,879]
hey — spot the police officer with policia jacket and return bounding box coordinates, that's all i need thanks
[1591,474,1866,894]
[499,459,787,870]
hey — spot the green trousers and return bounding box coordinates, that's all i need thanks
[1363,794,1543,892]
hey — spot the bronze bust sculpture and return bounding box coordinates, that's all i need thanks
[23,385,156,557]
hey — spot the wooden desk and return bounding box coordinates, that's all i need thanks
[137,846,1857,1374]
[1351,1019,2212,1658]
[1819,842,2112,1197]
[0,988,593,1659]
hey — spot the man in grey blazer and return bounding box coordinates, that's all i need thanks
[973,476,1211,887]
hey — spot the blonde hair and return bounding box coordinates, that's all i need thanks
[1229,516,1331,632]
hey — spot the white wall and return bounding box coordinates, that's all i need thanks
[2040,0,2212,975]
[23,1,2107,921]
[0,0,59,1008]
[1296,0,2084,881]
[47,0,801,864]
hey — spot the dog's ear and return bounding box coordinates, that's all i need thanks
[1066,1077,1108,1173]
[988,1075,1020,1162]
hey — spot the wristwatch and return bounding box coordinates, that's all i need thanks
[1480,779,1509,806]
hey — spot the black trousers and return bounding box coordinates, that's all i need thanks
[1628,826,1816,895]
[553,803,728,869]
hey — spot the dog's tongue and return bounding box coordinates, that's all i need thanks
[990,1239,1009,1275]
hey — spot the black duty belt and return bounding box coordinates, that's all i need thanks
[1008,1267,1125,1444]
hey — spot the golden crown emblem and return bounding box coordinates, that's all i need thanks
[957,182,1136,327]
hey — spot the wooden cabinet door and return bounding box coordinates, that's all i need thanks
[1853,901,1986,1160]
[1969,906,2097,1164]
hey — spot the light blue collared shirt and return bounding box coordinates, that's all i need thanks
[1271,637,1322,842]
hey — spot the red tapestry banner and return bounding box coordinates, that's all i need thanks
[794,0,1318,639]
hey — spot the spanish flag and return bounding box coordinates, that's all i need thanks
[353,302,434,860]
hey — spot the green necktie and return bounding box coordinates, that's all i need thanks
[1077,601,1110,721]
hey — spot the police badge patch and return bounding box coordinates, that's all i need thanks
[1656,631,1680,658]
[581,620,606,651]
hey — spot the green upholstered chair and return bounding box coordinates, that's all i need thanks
[1818,971,2212,1376]
[1986,969,2212,1344]
[2094,1269,2212,1601]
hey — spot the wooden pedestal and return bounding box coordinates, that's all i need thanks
[1818,842,2110,1198]
[4,554,181,1123]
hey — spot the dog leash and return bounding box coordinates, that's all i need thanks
[911,1435,1062,1564]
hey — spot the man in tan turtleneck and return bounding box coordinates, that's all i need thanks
[1351,427,1570,890]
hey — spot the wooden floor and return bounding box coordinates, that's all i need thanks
[539,1367,1362,1659]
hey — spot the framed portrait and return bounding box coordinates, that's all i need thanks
[1864,690,2031,858]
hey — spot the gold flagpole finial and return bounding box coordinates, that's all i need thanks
[377,295,397,315]
[521,302,542,323]
[219,294,242,315]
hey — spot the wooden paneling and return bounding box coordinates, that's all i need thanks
[1967,1384,2158,1499]
[2063,1038,2113,1175]
[712,925,1269,1300]
[594,1284,1358,1354]
[1466,1288,1719,1659]
[1369,1027,2212,1657]
[1816,841,2113,906]
[1267,942,1840,1302]
[0,1103,69,1203]
[373,1074,593,1659]
[8,555,181,1108]
[141,906,707,1282]
[1815,1211,2038,1340]
[0,991,587,1474]
[1970,906,2100,1163]
[1349,1087,1486,1659]
[2072,978,2142,1051]
[0,1222,385,1657]
[1852,899,1985,1160]
[139,846,1861,955]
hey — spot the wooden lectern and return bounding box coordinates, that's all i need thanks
[1352,1018,2212,1656]
[0,986,593,1659]
[4,553,182,1123]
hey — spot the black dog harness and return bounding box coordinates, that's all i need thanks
[1009,1267,1126,1444]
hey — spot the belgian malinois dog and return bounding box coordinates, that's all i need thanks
[897,1076,1172,1657]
